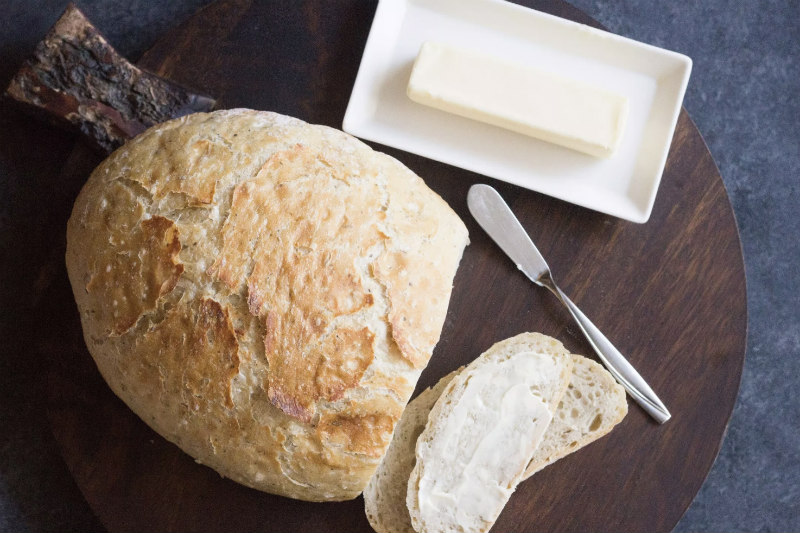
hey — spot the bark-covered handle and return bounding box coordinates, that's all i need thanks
[4,3,216,154]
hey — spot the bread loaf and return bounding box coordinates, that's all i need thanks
[65,109,469,501]
[406,333,573,533]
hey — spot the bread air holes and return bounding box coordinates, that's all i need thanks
[589,413,603,431]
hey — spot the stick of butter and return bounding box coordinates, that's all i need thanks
[407,41,629,158]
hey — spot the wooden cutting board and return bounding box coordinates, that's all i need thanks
[44,1,747,532]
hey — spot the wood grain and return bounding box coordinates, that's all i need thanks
[43,1,747,532]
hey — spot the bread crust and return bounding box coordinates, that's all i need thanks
[65,109,468,501]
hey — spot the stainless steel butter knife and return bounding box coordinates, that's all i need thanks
[467,184,671,424]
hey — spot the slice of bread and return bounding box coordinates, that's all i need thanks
[522,354,628,479]
[364,371,459,533]
[363,342,628,533]
[406,332,573,533]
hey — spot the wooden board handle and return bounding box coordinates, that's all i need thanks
[4,3,216,153]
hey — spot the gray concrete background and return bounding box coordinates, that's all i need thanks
[0,1,797,531]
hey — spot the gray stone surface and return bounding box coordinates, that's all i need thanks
[0,1,797,532]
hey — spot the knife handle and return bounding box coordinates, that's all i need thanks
[542,277,672,424]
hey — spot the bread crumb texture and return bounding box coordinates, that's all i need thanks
[522,354,627,479]
[65,109,468,501]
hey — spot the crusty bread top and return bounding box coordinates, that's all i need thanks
[407,332,573,533]
[65,109,468,501]
[522,354,627,479]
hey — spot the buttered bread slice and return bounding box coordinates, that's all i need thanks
[364,335,628,533]
[406,333,573,533]
[364,371,459,533]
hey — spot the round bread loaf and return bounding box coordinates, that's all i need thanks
[65,109,468,501]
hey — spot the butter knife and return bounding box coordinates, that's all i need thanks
[467,184,671,424]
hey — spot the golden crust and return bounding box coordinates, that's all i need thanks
[65,109,468,501]
[266,322,376,423]
[373,168,466,368]
[130,122,245,204]
[318,411,396,459]
[84,192,184,336]
[127,298,240,412]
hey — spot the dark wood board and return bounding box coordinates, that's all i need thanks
[42,1,747,532]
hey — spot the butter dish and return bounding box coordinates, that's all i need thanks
[342,0,692,223]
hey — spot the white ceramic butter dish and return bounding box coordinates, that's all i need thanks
[343,0,692,223]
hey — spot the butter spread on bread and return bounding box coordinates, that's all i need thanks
[65,109,468,502]
[364,371,459,533]
[407,333,573,533]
